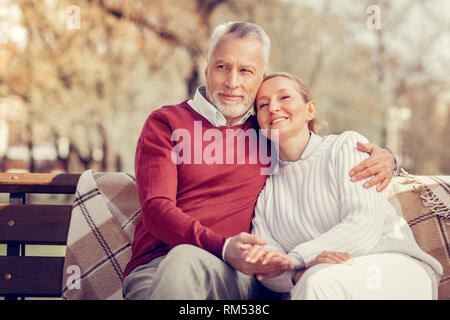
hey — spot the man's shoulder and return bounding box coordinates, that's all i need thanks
[150,100,192,119]
[143,100,201,126]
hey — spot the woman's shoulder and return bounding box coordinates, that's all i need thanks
[325,130,369,149]
[320,131,370,164]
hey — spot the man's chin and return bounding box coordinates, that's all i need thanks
[215,102,251,119]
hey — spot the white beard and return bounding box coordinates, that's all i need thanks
[211,91,252,119]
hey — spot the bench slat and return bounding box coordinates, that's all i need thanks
[0,204,72,244]
[0,173,80,194]
[0,256,64,297]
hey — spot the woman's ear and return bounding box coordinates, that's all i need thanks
[306,101,316,120]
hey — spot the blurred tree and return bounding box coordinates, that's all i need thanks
[1,0,220,172]
[0,0,448,174]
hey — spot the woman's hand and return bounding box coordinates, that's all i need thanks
[308,250,352,267]
[292,251,352,285]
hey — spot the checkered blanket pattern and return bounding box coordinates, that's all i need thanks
[61,170,140,300]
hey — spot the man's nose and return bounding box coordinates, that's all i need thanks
[225,70,239,90]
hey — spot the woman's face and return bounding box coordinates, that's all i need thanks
[255,76,315,141]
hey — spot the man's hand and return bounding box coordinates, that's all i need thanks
[224,233,292,276]
[224,233,268,274]
[349,142,396,192]
[240,244,295,280]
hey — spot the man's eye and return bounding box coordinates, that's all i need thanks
[217,65,226,69]
[241,69,252,73]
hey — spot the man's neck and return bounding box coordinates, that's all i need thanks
[225,115,246,126]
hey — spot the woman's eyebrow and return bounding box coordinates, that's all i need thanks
[258,88,288,98]
[256,95,268,103]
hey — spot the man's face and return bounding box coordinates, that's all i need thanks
[205,34,266,124]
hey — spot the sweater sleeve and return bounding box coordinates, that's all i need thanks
[289,131,386,268]
[252,186,295,293]
[135,112,226,258]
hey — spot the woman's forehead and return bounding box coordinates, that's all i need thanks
[258,76,297,95]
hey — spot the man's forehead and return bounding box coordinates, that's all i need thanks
[210,34,264,63]
[212,57,258,68]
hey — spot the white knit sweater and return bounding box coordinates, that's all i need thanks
[252,131,442,296]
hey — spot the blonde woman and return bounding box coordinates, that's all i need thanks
[243,72,442,299]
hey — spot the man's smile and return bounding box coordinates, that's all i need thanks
[219,93,243,102]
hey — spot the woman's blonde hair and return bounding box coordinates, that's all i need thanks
[256,72,320,135]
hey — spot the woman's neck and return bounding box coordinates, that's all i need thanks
[277,129,311,162]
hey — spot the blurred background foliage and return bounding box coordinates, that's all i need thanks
[0,0,449,175]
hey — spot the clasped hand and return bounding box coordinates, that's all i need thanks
[224,232,294,280]
[224,233,352,284]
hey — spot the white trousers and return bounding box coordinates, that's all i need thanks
[291,253,433,300]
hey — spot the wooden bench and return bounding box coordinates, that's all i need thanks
[1,171,448,299]
[0,172,81,300]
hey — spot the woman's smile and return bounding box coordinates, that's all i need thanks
[270,116,289,126]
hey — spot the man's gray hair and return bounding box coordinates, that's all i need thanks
[207,21,271,69]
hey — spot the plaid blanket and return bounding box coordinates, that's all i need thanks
[387,171,450,299]
[61,170,450,300]
[61,170,140,300]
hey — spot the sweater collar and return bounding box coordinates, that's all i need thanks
[301,132,322,160]
[187,86,253,127]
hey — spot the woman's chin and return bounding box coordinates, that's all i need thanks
[259,127,288,142]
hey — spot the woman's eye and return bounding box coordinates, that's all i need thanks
[281,95,290,100]
[258,103,268,108]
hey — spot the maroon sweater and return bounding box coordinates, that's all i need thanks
[123,101,271,278]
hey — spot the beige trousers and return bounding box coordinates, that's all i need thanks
[290,253,434,300]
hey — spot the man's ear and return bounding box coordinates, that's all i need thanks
[205,63,209,79]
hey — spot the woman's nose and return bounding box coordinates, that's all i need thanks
[269,101,281,113]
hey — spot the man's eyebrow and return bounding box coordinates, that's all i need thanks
[212,59,256,69]
[239,64,256,70]
[213,59,228,65]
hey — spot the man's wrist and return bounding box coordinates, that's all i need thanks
[222,238,232,261]
[383,147,398,174]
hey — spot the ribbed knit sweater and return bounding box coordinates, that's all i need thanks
[252,131,442,297]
